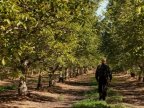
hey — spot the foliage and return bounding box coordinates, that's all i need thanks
[0,0,101,80]
[99,0,144,72]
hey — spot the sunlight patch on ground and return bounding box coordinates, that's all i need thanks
[0,81,11,86]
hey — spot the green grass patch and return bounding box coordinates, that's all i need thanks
[73,99,110,108]
[0,85,17,92]
[88,77,98,86]
[110,104,126,108]
[106,88,123,103]
[72,77,126,108]
[85,89,99,99]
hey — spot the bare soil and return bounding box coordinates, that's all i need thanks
[0,71,144,108]
[0,71,95,108]
[111,73,144,108]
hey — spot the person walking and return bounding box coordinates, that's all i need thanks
[95,58,112,100]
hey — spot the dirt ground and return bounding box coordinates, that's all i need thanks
[0,71,144,108]
[111,73,144,108]
[0,71,95,108]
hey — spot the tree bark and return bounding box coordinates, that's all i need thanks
[64,68,68,80]
[48,65,59,87]
[84,67,87,74]
[17,58,30,96]
[138,65,143,81]
[18,76,27,96]
[37,71,42,90]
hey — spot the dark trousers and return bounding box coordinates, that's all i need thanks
[98,78,108,100]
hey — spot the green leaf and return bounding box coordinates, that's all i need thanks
[4,19,11,25]
[2,57,6,66]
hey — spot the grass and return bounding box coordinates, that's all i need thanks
[0,85,17,92]
[73,99,109,108]
[88,77,98,86]
[72,77,126,108]
[106,88,123,103]
[110,104,126,108]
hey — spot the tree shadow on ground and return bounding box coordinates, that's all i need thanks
[47,85,86,97]
[110,74,144,106]
[0,91,56,103]
[0,72,95,107]
[64,81,95,86]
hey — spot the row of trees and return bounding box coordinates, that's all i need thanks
[0,0,101,95]
[2,0,143,95]
[100,0,144,81]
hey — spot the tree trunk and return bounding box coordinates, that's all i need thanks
[138,65,143,81]
[138,71,142,81]
[59,69,64,83]
[48,72,56,87]
[75,67,79,77]
[64,68,68,80]
[73,67,77,77]
[69,68,72,78]
[84,67,87,74]
[142,71,144,82]
[37,71,42,90]
[48,65,59,87]
[48,74,52,87]
[79,67,83,75]
[18,76,27,96]
[17,58,30,96]
[18,67,28,96]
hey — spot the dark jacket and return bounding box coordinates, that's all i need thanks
[95,63,112,83]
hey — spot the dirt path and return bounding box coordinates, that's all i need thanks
[1,71,144,108]
[0,71,95,108]
[111,73,144,108]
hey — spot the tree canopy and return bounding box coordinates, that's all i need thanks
[0,0,101,79]
[99,0,144,71]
